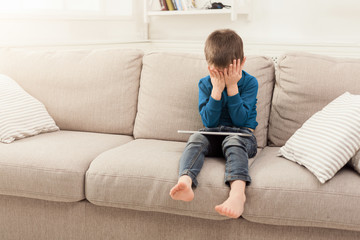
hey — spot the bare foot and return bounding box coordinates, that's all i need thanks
[215,193,246,218]
[215,180,246,218]
[169,175,194,202]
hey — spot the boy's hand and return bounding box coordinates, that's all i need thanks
[208,66,225,100]
[224,57,246,96]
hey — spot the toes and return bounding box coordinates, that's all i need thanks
[229,209,236,218]
[215,205,223,214]
[224,208,237,218]
[217,206,228,216]
[169,186,177,194]
[223,207,230,216]
[170,182,194,202]
[170,184,181,196]
[225,208,231,216]
[215,204,241,218]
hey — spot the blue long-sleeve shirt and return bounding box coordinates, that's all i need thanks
[198,70,258,129]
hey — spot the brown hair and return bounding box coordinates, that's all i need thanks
[204,29,244,69]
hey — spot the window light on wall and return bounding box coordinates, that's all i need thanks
[0,0,132,16]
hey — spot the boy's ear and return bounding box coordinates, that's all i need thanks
[240,56,246,69]
[241,56,247,68]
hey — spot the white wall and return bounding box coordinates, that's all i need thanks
[0,18,142,46]
[0,0,359,58]
[0,0,145,47]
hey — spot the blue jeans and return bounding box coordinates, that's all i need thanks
[178,126,257,187]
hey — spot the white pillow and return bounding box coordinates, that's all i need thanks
[0,74,59,143]
[278,92,360,183]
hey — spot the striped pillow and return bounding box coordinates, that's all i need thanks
[278,92,360,183]
[0,74,59,143]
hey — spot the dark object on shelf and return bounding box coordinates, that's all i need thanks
[209,2,231,9]
[159,0,168,10]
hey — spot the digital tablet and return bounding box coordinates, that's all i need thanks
[177,130,252,137]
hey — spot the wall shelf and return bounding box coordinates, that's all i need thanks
[144,0,252,39]
[147,9,233,16]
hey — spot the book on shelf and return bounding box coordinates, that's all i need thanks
[171,0,178,10]
[159,0,195,11]
[175,0,182,10]
[165,0,174,10]
[159,0,168,10]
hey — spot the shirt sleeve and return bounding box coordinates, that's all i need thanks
[227,76,258,127]
[198,79,222,128]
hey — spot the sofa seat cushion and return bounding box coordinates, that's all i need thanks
[85,139,261,220]
[243,147,360,232]
[0,130,133,202]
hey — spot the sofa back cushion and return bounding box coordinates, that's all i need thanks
[133,52,275,148]
[268,52,360,146]
[0,48,143,135]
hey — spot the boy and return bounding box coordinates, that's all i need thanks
[169,29,258,219]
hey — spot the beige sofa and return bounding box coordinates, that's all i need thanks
[0,48,359,239]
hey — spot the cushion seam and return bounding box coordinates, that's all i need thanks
[283,53,360,63]
[88,198,226,219]
[0,162,84,174]
[243,213,360,227]
[247,186,360,198]
[0,188,83,200]
[86,172,229,190]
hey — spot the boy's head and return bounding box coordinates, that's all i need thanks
[204,29,244,70]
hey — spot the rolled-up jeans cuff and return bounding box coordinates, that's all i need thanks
[179,170,198,188]
[225,175,252,186]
